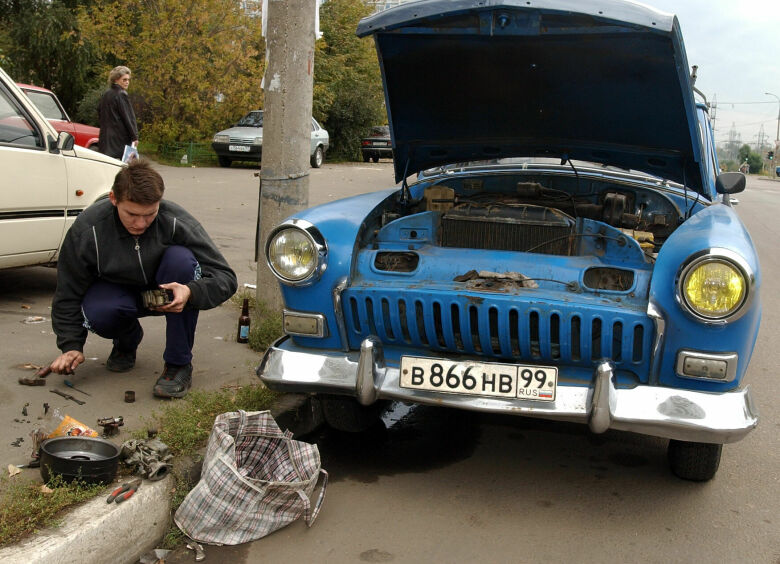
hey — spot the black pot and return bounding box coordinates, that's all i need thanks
[40,437,120,485]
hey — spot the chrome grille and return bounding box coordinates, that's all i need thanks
[343,290,651,371]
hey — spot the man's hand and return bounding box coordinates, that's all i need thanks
[49,350,85,375]
[153,282,191,313]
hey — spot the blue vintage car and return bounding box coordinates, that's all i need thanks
[257,0,760,481]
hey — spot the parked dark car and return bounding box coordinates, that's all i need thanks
[361,125,392,162]
[18,83,100,150]
[257,0,760,481]
[211,110,329,168]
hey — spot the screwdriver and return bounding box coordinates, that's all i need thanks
[63,379,91,396]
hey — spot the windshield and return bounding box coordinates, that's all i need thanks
[422,157,670,183]
[237,111,263,127]
[24,90,67,121]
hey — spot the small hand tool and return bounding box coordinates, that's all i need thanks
[63,379,91,396]
[18,365,51,386]
[106,478,142,504]
[50,389,86,405]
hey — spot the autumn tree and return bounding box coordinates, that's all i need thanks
[0,0,99,114]
[80,0,265,144]
[314,0,385,160]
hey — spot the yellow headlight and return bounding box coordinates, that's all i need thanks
[682,260,746,319]
[268,228,317,282]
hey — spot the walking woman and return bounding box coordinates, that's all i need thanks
[97,66,138,159]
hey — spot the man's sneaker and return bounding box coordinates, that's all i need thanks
[153,363,193,398]
[106,327,143,372]
[106,347,137,372]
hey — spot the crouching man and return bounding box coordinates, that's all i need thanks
[46,160,237,398]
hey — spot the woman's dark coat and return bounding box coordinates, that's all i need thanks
[97,83,138,159]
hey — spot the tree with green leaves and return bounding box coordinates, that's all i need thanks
[737,144,763,174]
[79,0,265,144]
[314,0,385,160]
[0,0,99,115]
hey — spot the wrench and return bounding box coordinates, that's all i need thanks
[50,389,86,405]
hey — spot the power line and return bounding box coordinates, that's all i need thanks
[717,100,776,105]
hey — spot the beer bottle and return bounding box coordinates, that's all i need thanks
[237,298,250,343]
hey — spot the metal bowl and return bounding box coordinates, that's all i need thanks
[40,437,120,485]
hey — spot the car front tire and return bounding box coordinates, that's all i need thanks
[311,146,324,168]
[371,156,379,163]
[320,394,385,432]
[668,440,722,481]
[218,156,232,168]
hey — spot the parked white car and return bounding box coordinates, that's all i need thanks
[211,110,329,168]
[0,66,122,269]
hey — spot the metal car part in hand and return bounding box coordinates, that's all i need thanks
[141,289,173,308]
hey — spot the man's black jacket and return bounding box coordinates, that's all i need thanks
[97,84,138,159]
[52,198,238,353]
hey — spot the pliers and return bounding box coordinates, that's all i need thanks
[106,479,142,504]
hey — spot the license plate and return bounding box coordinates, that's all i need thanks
[400,356,557,401]
[229,145,250,152]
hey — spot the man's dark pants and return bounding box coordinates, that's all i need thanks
[81,246,199,366]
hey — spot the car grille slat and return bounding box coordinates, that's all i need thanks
[343,290,652,376]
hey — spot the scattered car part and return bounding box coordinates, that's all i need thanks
[97,416,125,437]
[119,438,173,481]
[186,541,206,562]
[124,390,136,403]
[39,436,120,484]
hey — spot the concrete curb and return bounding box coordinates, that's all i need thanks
[0,475,172,564]
[0,394,322,564]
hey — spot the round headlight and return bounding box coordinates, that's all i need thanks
[267,228,317,282]
[681,259,746,319]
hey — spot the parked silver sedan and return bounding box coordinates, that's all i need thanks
[211,110,329,168]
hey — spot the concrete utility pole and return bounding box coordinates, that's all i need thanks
[256,0,316,312]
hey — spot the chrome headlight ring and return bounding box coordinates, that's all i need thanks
[265,218,327,286]
[675,248,755,325]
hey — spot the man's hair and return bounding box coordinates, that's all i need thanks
[109,66,131,84]
[111,160,165,204]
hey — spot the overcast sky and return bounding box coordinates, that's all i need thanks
[646,0,780,149]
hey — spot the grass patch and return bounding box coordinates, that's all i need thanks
[146,384,278,458]
[231,289,284,353]
[0,475,103,548]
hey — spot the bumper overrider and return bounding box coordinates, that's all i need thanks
[258,336,758,444]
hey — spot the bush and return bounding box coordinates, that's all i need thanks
[73,85,104,127]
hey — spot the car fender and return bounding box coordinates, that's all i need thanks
[277,189,398,349]
[649,203,761,390]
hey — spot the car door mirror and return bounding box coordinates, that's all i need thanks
[54,131,75,152]
[715,172,746,194]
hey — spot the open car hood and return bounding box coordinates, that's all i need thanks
[357,0,707,193]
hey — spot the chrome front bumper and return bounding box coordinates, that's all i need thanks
[257,337,759,444]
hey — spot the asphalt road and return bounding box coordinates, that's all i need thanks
[2,165,777,563]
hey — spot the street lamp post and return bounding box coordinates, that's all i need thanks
[767,91,780,154]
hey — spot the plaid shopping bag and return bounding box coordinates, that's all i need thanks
[174,410,328,545]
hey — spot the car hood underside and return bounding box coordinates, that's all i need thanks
[357,0,706,194]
